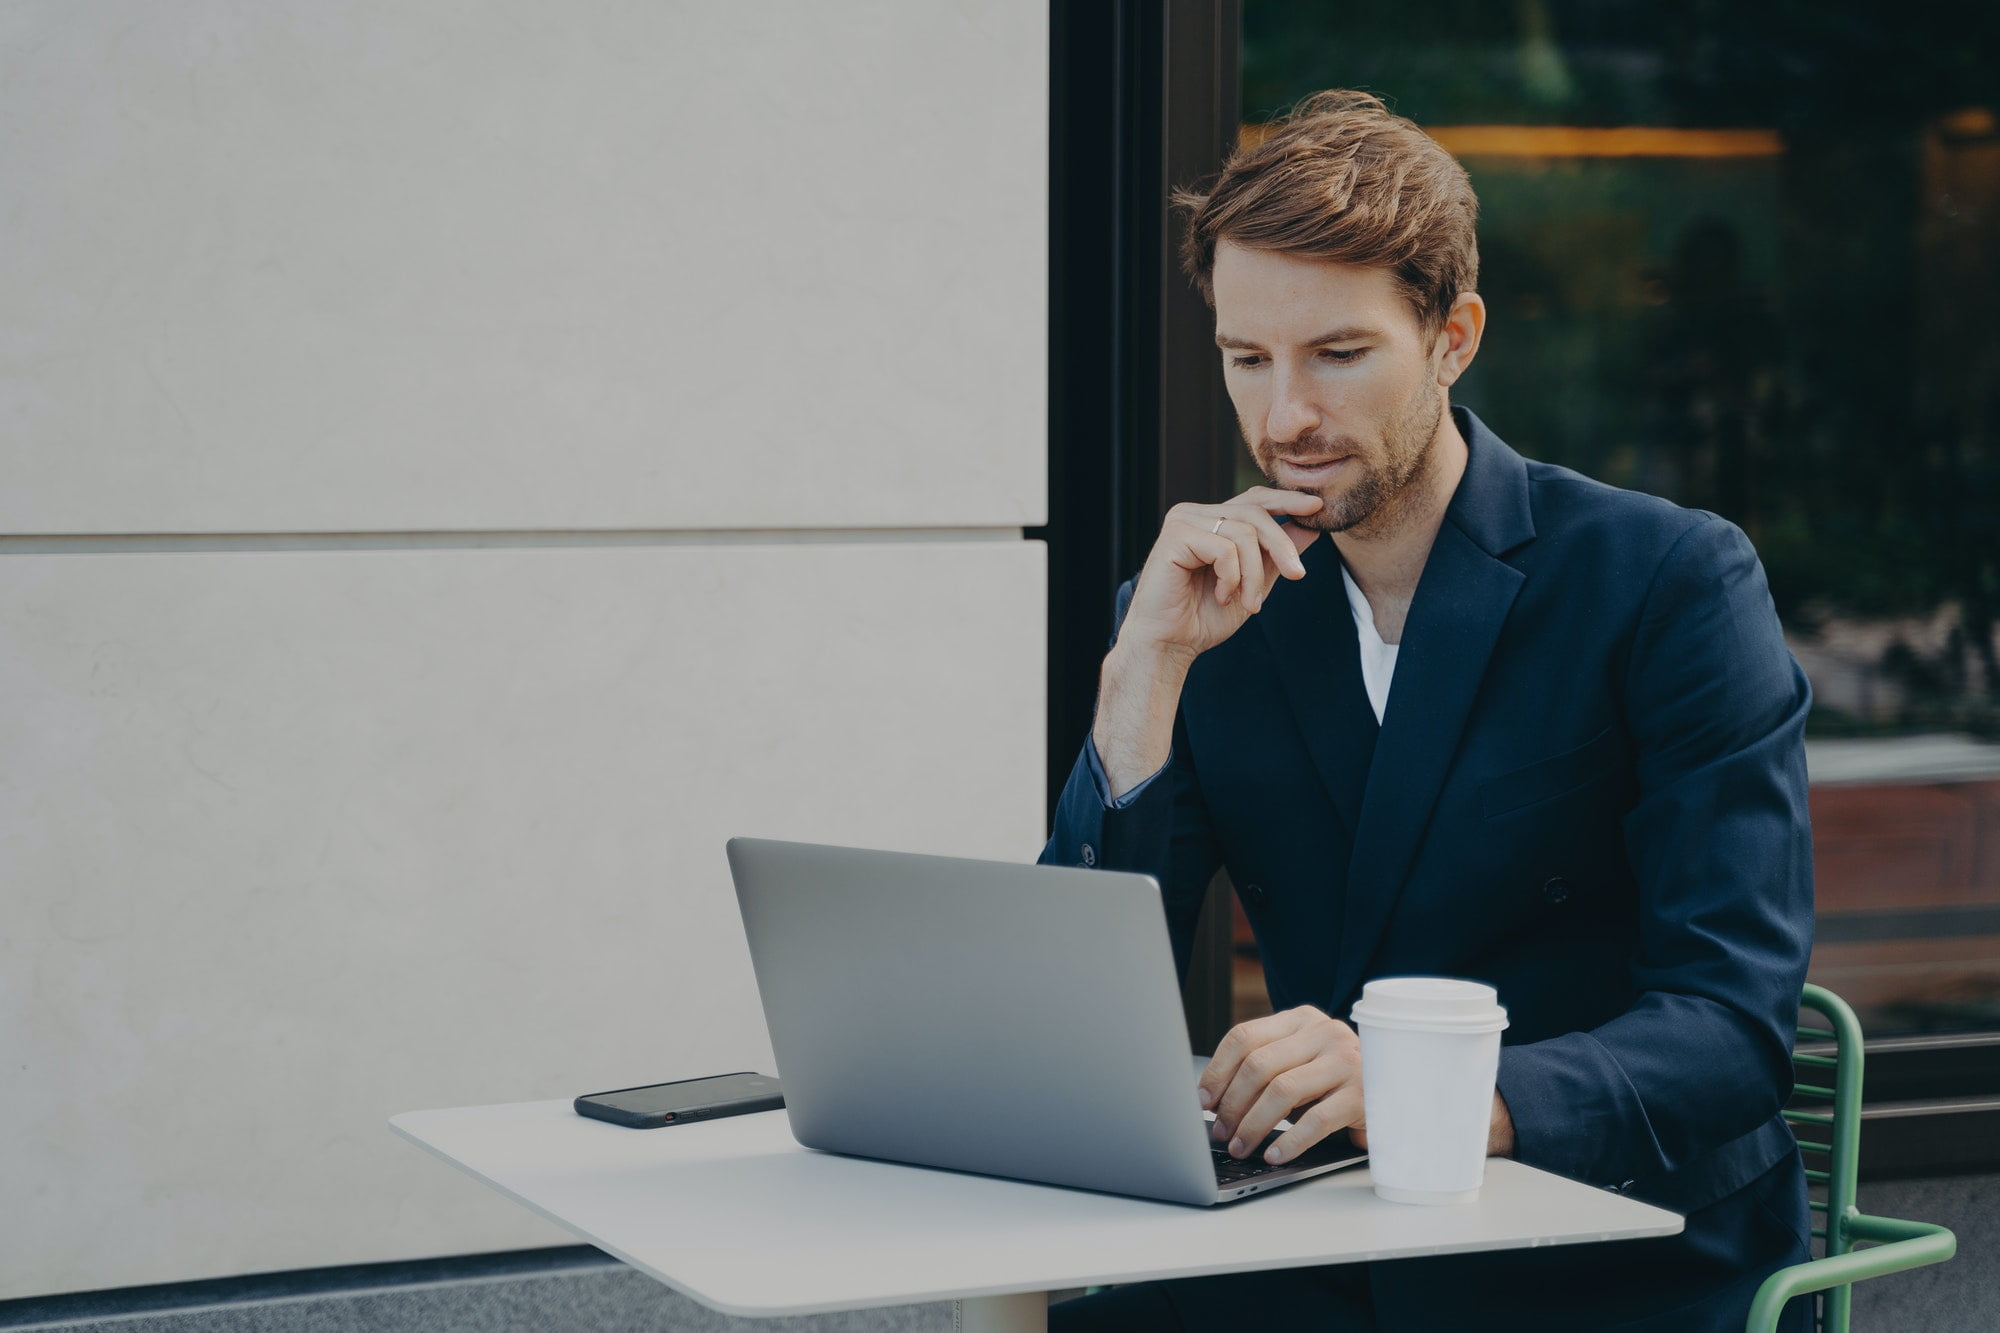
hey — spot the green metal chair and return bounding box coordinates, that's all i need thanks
[1746,983,1958,1332]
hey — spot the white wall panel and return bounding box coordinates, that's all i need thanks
[0,541,1046,1298]
[0,0,1046,534]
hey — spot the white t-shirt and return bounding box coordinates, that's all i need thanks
[1341,565,1399,725]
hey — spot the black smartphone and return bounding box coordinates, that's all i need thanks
[573,1071,784,1129]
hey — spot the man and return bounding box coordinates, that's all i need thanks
[1043,90,1814,1331]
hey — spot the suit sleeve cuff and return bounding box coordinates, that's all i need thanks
[1496,1032,1660,1187]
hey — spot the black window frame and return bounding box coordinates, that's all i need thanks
[1043,0,1242,1054]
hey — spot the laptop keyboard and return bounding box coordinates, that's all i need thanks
[1210,1130,1287,1184]
[1209,1126,1360,1186]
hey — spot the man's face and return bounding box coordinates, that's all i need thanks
[1212,242,1448,535]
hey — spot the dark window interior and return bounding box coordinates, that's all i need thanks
[1238,0,2000,1053]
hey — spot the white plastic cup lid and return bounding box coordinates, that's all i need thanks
[1350,976,1509,1034]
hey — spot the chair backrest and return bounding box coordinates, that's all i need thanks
[1786,982,1865,1333]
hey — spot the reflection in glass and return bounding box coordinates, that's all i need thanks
[1233,1,2000,1034]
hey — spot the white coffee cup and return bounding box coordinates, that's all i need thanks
[1350,976,1509,1205]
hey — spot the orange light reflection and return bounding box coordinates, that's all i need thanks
[1238,123,1784,158]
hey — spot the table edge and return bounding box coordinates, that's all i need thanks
[386,1111,1685,1319]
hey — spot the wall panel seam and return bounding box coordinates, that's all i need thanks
[0,528,1029,555]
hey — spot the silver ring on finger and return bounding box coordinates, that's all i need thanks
[1210,517,1226,535]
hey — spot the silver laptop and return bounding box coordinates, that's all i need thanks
[725,837,1365,1206]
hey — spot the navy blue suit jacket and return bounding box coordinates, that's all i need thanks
[1043,407,1814,1326]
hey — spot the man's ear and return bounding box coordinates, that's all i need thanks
[1433,291,1486,389]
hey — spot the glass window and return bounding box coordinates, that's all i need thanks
[1235,0,2000,1036]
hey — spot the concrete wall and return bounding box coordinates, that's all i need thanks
[0,0,1047,1301]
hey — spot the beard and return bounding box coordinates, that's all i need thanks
[1256,379,1445,535]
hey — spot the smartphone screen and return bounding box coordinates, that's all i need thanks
[575,1072,783,1128]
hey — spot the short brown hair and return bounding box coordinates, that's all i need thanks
[1173,89,1479,337]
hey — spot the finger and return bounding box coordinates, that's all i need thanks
[1170,529,1242,606]
[1198,1027,1250,1112]
[1265,1082,1365,1164]
[1236,485,1327,517]
[1197,1008,1303,1111]
[1216,503,1311,581]
[1236,1052,1357,1159]
[1217,1030,1341,1156]
[1216,519,1269,610]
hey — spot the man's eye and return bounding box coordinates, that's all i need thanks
[1225,350,1364,369]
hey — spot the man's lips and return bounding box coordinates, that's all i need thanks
[1274,456,1352,485]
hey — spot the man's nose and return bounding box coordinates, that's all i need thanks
[1266,369,1321,445]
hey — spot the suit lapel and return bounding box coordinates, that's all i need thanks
[1255,532,1376,841]
[1330,409,1536,1009]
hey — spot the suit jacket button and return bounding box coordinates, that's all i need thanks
[1542,876,1571,905]
[1080,843,1097,867]
[1242,882,1266,907]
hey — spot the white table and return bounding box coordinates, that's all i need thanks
[391,1099,1682,1331]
